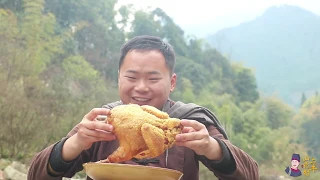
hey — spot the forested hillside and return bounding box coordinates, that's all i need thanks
[0,1,319,179]
[208,5,320,108]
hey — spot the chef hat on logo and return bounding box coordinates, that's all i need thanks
[291,154,300,162]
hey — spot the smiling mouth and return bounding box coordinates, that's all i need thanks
[132,97,151,102]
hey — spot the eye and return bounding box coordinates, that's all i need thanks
[149,78,161,83]
[124,76,136,80]
[149,78,160,81]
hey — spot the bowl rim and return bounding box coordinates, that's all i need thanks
[83,162,183,175]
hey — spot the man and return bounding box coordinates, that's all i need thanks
[285,154,302,177]
[27,35,259,180]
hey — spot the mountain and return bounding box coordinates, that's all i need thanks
[207,5,320,107]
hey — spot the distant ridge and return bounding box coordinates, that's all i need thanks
[207,5,320,107]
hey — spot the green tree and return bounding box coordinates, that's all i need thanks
[259,127,309,177]
[129,10,163,38]
[0,0,64,158]
[295,95,320,160]
[0,0,23,14]
[263,97,294,129]
[175,56,211,93]
[45,0,124,81]
[152,8,189,56]
[230,100,273,162]
[300,92,307,107]
[0,0,110,160]
[201,48,234,80]
[232,62,259,103]
[180,78,196,103]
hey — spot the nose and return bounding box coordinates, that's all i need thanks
[134,80,149,93]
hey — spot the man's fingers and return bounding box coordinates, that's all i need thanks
[78,127,116,141]
[181,127,195,133]
[175,131,203,141]
[84,108,111,121]
[80,120,114,132]
[95,115,108,122]
[180,119,205,131]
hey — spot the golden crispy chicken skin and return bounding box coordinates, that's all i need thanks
[103,104,182,163]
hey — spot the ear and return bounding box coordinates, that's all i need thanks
[170,73,177,92]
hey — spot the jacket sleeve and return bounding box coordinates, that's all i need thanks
[198,125,260,180]
[27,143,62,180]
[27,125,90,180]
[27,102,121,180]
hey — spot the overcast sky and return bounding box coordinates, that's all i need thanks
[117,0,320,37]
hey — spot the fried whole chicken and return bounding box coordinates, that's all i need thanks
[103,104,182,163]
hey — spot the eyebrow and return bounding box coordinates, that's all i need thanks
[125,70,161,75]
[125,70,138,74]
[147,71,161,75]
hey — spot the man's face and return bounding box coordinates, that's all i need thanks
[291,160,300,168]
[118,50,176,109]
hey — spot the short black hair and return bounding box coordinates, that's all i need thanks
[119,35,176,74]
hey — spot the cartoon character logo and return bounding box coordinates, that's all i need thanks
[285,153,302,177]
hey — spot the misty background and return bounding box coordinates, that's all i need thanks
[0,0,319,179]
[118,0,320,108]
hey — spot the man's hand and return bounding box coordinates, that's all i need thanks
[62,108,116,161]
[175,120,223,161]
[74,108,116,150]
